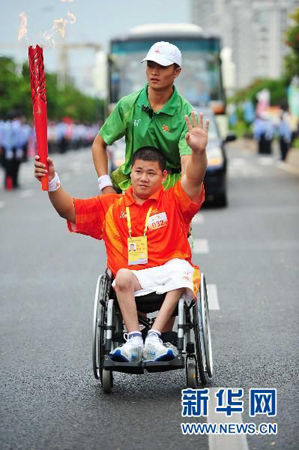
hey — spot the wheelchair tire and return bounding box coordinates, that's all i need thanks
[92,274,110,380]
[200,274,213,378]
[102,369,113,394]
[193,274,213,384]
[186,356,198,388]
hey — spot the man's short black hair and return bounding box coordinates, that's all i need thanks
[132,147,166,171]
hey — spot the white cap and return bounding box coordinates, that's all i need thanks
[141,41,182,67]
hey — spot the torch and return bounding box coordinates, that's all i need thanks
[28,45,48,191]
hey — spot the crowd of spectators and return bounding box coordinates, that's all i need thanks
[253,109,297,160]
[0,116,99,189]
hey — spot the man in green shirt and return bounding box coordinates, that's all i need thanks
[92,41,195,193]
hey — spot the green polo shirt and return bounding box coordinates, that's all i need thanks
[99,84,194,190]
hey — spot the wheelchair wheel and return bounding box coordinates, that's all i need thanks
[200,274,213,378]
[193,273,213,384]
[186,356,198,388]
[102,369,113,394]
[92,274,110,381]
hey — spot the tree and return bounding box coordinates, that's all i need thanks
[0,57,30,117]
[229,78,288,107]
[284,8,299,83]
[0,56,104,122]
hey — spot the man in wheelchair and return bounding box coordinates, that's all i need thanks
[34,112,209,364]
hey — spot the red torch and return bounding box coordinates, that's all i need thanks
[28,45,48,190]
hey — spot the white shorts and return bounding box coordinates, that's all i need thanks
[131,259,199,299]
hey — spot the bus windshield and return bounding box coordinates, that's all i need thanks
[109,38,224,108]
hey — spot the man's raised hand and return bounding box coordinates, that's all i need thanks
[185,111,209,153]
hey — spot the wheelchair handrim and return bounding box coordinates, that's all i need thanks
[92,275,102,379]
[200,274,213,378]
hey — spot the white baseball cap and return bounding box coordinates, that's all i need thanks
[141,41,182,67]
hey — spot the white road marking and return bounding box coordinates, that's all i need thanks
[193,239,209,254]
[192,213,204,225]
[229,154,299,177]
[19,189,33,198]
[208,388,249,450]
[0,201,5,208]
[229,158,247,166]
[258,156,275,166]
[207,284,220,310]
[229,157,264,178]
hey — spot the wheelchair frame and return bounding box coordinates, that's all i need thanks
[92,269,213,393]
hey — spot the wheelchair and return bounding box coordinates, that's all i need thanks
[92,269,213,393]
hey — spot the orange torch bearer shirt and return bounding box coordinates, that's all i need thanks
[67,180,205,276]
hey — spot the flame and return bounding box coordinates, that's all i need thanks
[53,18,68,38]
[42,31,55,48]
[18,12,28,41]
[18,7,76,48]
[67,12,76,24]
[43,11,76,45]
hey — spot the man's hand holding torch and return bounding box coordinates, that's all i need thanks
[34,155,55,184]
[34,155,75,223]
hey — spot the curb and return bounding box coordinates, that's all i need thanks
[285,147,299,170]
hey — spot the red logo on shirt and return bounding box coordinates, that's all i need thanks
[162,124,170,132]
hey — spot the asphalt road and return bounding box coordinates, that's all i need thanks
[0,144,298,450]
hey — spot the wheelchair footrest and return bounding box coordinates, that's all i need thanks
[103,355,185,374]
[143,355,185,372]
[103,357,144,374]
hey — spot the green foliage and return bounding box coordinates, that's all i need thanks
[229,78,288,107]
[229,120,252,138]
[0,56,104,122]
[227,78,288,136]
[0,58,28,117]
[284,8,299,82]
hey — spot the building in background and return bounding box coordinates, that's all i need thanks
[191,0,299,90]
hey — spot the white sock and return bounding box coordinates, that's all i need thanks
[147,330,161,341]
[128,331,143,346]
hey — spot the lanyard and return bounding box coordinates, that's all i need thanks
[126,206,153,238]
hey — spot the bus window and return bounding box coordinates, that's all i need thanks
[109,37,225,109]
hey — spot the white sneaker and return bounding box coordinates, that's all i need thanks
[110,337,143,363]
[143,335,178,362]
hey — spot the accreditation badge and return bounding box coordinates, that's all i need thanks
[127,236,148,265]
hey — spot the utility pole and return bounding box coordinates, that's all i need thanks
[57,42,102,89]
